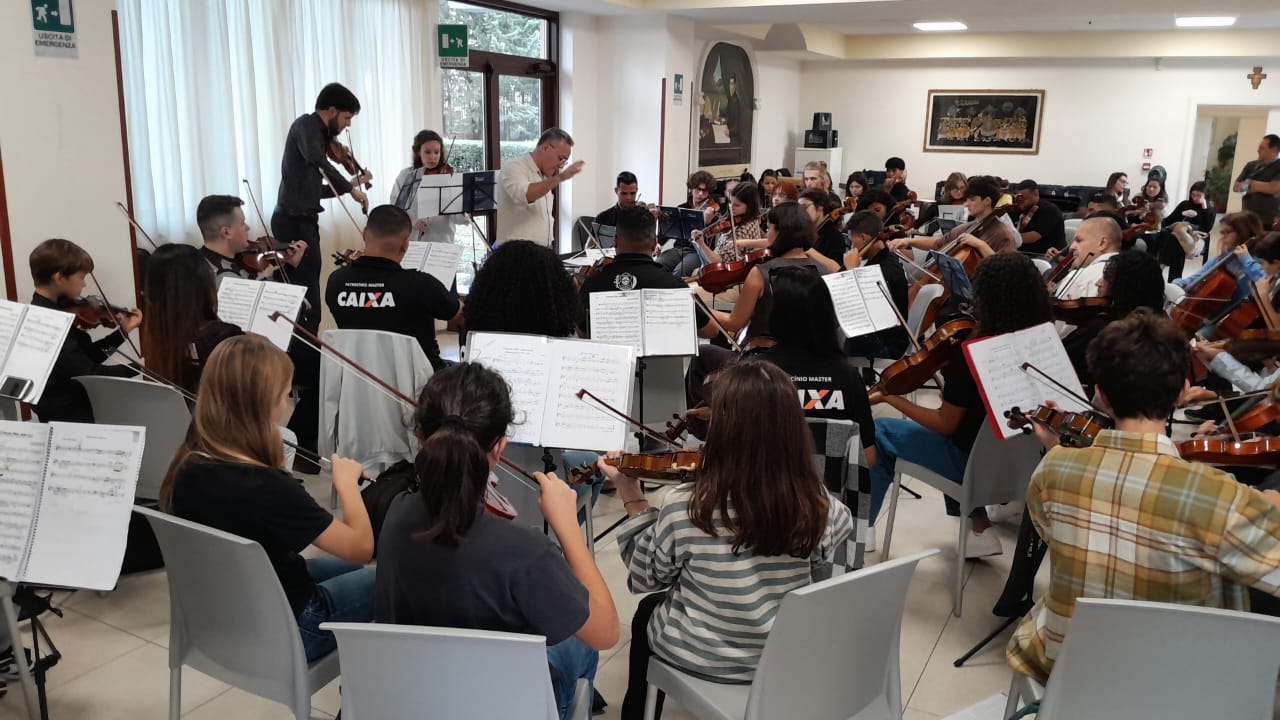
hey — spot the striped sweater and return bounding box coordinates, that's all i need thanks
[617,483,853,683]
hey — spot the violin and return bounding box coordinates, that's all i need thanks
[1216,328,1280,365]
[816,206,852,231]
[1005,404,1113,448]
[593,450,703,482]
[1118,197,1149,215]
[1042,250,1076,285]
[570,256,615,291]
[328,136,371,214]
[1231,399,1280,434]
[1177,433,1280,468]
[872,315,976,396]
[58,295,133,330]
[331,249,365,266]
[1122,211,1162,242]
[698,248,772,295]
[1051,297,1112,325]
[236,237,294,275]
[889,192,918,231]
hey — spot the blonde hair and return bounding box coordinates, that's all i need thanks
[803,160,832,192]
[159,335,292,509]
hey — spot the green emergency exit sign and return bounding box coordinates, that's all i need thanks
[438,25,468,68]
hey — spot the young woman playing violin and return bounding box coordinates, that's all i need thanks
[867,253,1053,556]
[692,181,766,265]
[28,238,143,423]
[915,172,968,233]
[160,335,375,663]
[390,129,465,244]
[374,363,618,720]
[607,359,853,719]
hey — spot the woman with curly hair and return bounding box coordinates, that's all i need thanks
[463,239,580,339]
[866,252,1053,556]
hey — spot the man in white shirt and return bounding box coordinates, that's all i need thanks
[1050,215,1122,300]
[496,127,584,248]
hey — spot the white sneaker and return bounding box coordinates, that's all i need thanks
[965,527,1003,558]
[987,501,1025,525]
[863,523,877,553]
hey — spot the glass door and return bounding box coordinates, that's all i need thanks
[441,68,487,291]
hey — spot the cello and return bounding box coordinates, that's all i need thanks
[1168,249,1246,337]
[907,206,1013,333]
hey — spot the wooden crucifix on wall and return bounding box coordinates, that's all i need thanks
[1248,66,1267,90]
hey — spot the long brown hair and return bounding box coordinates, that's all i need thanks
[142,244,220,392]
[159,335,291,510]
[690,359,829,557]
[412,363,514,546]
[1220,211,1265,251]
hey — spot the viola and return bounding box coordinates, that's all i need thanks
[58,295,132,330]
[1122,211,1162,242]
[331,249,365,266]
[1051,297,1112,325]
[698,248,771,295]
[1177,433,1280,468]
[1042,250,1076,285]
[1005,404,1112,448]
[889,192,918,231]
[872,315,976,396]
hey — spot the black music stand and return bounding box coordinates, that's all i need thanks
[463,171,496,213]
[658,207,705,242]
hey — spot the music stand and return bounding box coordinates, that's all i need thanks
[657,207,705,242]
[591,223,617,249]
[463,171,496,213]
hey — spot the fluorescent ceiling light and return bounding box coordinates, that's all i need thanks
[913,21,967,32]
[1175,16,1237,28]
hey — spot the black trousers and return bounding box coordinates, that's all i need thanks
[270,210,322,456]
[621,592,667,720]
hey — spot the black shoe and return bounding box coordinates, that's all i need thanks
[593,689,608,715]
[1183,406,1222,423]
[992,597,1034,619]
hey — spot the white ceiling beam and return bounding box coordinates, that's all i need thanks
[842,29,1280,60]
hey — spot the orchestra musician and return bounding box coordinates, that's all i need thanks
[1046,215,1123,301]
[496,127,583,247]
[798,188,847,267]
[1104,171,1129,205]
[1173,212,1266,309]
[27,238,143,423]
[887,177,1018,257]
[658,170,718,276]
[883,156,911,202]
[916,172,967,234]
[841,211,911,364]
[692,181,766,264]
[198,194,305,287]
[390,129,466,244]
[844,171,870,205]
[595,170,656,228]
[1011,179,1066,256]
[1154,181,1216,279]
[802,160,833,193]
[758,169,779,208]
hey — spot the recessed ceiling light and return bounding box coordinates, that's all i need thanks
[1175,16,1237,28]
[913,21,967,32]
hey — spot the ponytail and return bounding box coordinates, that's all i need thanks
[410,364,515,546]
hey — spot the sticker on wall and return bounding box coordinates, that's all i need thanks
[31,0,77,59]
[673,74,684,106]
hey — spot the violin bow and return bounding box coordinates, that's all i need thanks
[442,134,458,172]
[691,293,743,353]
[574,388,682,450]
[345,130,373,191]
[317,168,367,237]
[86,271,144,361]
[241,179,295,286]
[1051,252,1094,300]
[876,281,946,389]
[1020,362,1108,417]
[114,202,160,250]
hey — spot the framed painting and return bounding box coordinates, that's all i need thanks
[924,90,1044,154]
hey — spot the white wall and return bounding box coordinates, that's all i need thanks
[1,0,134,305]
[799,60,1280,202]
[753,55,801,173]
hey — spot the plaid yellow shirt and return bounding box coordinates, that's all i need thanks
[1007,429,1280,684]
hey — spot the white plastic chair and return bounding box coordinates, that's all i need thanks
[1030,258,1052,275]
[322,622,592,720]
[807,418,864,572]
[1005,598,1280,719]
[77,376,190,501]
[905,283,946,340]
[643,549,939,720]
[135,507,340,720]
[881,424,1043,616]
[1163,282,1187,309]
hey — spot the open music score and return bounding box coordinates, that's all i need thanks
[822,266,901,339]
[0,421,143,590]
[588,288,699,357]
[465,332,635,451]
[216,278,308,352]
[0,300,75,403]
[962,322,1091,440]
[400,241,464,288]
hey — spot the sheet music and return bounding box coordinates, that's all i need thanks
[247,282,307,352]
[417,174,465,218]
[419,243,464,287]
[465,333,551,446]
[823,267,899,339]
[564,248,614,268]
[543,340,633,451]
[0,422,50,580]
[640,289,698,356]
[400,242,430,273]
[589,291,644,355]
[4,303,74,403]
[216,277,261,331]
[23,423,143,590]
[962,322,1090,440]
[0,301,24,374]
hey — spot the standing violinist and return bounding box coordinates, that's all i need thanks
[886,177,1018,257]
[197,194,304,287]
[841,211,911,365]
[28,239,142,423]
[390,129,466,244]
[1012,180,1066,257]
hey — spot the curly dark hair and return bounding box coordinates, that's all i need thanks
[1088,309,1188,420]
[1102,251,1165,317]
[970,253,1053,338]
[464,240,580,338]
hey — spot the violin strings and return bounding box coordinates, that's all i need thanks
[88,272,145,361]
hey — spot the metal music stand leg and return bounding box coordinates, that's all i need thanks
[0,583,39,720]
[953,614,1019,667]
[634,359,648,448]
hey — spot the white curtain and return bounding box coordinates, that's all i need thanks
[118,0,428,249]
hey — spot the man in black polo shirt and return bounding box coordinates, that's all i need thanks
[579,206,717,340]
[1235,134,1280,229]
[594,171,641,229]
[1012,179,1066,256]
[325,205,461,370]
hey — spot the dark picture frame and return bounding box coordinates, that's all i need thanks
[697,42,754,168]
[923,89,1045,155]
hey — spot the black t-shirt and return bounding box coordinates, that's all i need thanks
[814,222,847,268]
[374,493,589,645]
[940,359,986,454]
[759,345,875,450]
[578,253,709,332]
[325,256,460,370]
[30,293,133,423]
[1162,201,1216,234]
[1238,159,1280,225]
[594,205,620,228]
[1019,202,1066,256]
[888,183,911,203]
[170,459,334,616]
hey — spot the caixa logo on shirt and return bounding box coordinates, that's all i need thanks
[335,291,396,308]
[799,389,845,411]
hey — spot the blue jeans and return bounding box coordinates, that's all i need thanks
[297,556,376,662]
[869,418,982,523]
[547,636,599,720]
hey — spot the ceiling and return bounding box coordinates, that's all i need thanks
[538,0,1280,34]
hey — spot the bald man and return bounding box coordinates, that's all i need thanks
[1049,215,1123,301]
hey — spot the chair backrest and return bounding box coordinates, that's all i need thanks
[906,283,946,338]
[961,423,1044,508]
[319,329,430,474]
[1164,282,1187,308]
[136,507,312,706]
[1030,257,1053,275]
[322,622,558,719]
[571,215,596,252]
[77,376,191,500]
[1039,598,1280,719]
[745,549,939,720]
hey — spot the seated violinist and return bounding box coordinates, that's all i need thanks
[886,177,1018,257]
[197,194,304,286]
[798,188,847,267]
[658,171,718,276]
[1084,194,1126,227]
[691,181,766,266]
[29,238,142,423]
[1046,216,1122,301]
[1061,251,1167,392]
[883,156,911,203]
[1012,179,1066,257]
[842,211,910,362]
[857,188,897,224]
[1007,309,1280,686]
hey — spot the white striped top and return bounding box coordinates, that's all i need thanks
[617,483,853,683]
